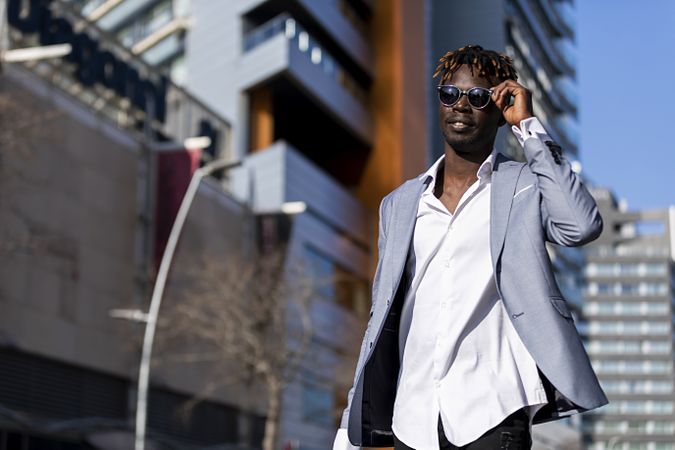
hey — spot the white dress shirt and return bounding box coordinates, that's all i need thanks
[334,118,551,450]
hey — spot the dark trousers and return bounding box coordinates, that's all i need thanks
[393,407,532,450]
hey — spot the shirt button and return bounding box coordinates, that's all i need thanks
[444,259,450,268]
[441,302,447,308]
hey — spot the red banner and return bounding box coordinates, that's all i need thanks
[154,147,202,269]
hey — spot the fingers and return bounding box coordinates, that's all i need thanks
[491,80,533,125]
[491,80,523,112]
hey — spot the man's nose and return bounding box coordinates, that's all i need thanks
[452,93,471,111]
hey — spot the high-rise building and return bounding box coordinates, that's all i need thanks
[582,188,675,450]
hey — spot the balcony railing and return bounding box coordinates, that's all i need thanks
[118,0,174,48]
[585,246,671,258]
[555,37,577,71]
[554,1,576,34]
[555,76,577,109]
[243,14,368,105]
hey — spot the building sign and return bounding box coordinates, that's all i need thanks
[7,0,167,123]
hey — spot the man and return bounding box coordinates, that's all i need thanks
[333,45,607,450]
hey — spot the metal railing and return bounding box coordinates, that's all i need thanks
[243,13,368,105]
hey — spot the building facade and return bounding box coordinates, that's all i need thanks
[3,0,430,449]
[582,188,675,450]
[0,0,271,448]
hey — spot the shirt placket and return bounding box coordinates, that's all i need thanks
[430,180,485,384]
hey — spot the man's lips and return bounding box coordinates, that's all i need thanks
[446,118,475,131]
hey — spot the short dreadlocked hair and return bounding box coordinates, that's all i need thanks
[433,44,518,85]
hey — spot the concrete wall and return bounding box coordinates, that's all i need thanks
[0,67,264,423]
[0,71,141,378]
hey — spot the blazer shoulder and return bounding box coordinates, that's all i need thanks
[383,176,425,204]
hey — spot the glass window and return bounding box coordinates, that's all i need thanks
[648,361,672,374]
[588,321,670,335]
[646,302,668,314]
[627,444,648,450]
[620,283,640,295]
[654,444,675,450]
[593,360,672,375]
[304,245,369,317]
[586,301,669,316]
[619,263,640,275]
[644,340,670,354]
[305,246,336,301]
[647,322,670,334]
[651,401,673,414]
[597,283,614,294]
[650,381,673,394]
[644,263,667,275]
[623,401,646,414]
[652,422,675,434]
[623,321,642,334]
[301,381,334,427]
[643,283,668,295]
[625,421,647,432]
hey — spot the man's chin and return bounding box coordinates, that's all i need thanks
[443,133,478,150]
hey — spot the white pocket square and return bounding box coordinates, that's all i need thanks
[513,184,534,199]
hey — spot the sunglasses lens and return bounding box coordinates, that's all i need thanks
[438,86,460,106]
[467,88,492,108]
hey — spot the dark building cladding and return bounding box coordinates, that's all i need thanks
[0,349,265,448]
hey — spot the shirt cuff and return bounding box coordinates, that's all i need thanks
[511,117,552,146]
[333,428,360,450]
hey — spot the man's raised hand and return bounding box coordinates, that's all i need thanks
[491,80,534,126]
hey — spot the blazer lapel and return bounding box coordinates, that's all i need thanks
[490,153,525,267]
[384,175,430,299]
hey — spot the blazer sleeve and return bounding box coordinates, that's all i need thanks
[336,194,390,441]
[522,137,603,247]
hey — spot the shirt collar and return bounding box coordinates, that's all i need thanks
[423,149,497,195]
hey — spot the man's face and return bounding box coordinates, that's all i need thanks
[438,65,503,153]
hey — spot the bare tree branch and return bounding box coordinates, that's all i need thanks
[155,247,318,450]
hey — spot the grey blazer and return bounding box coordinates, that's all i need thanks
[339,136,608,447]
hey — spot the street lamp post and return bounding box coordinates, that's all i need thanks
[112,195,308,450]
[108,149,306,450]
[133,154,241,450]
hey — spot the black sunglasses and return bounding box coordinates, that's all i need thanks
[436,85,494,109]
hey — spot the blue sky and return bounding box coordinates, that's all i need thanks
[578,0,675,211]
